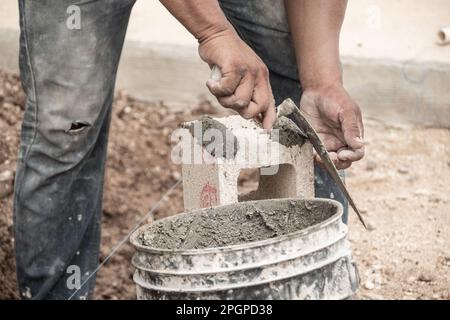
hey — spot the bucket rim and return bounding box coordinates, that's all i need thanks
[129,197,343,255]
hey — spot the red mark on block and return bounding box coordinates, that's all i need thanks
[200,182,218,208]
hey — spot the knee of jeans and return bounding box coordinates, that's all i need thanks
[32,99,109,167]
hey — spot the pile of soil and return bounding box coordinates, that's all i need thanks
[0,69,449,300]
[0,69,220,299]
[138,199,337,250]
[0,71,24,299]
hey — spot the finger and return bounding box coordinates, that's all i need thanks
[238,76,272,120]
[314,153,352,171]
[335,160,352,170]
[206,69,243,97]
[339,105,364,150]
[262,101,276,131]
[321,135,346,154]
[238,101,263,119]
[315,151,339,167]
[254,113,263,124]
[253,68,276,130]
[217,75,255,110]
[238,96,275,129]
[337,146,365,162]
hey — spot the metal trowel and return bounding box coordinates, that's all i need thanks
[277,98,367,229]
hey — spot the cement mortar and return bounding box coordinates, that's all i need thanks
[184,116,239,159]
[184,115,308,160]
[273,116,307,148]
[138,199,337,250]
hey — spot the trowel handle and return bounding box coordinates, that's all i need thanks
[210,65,222,82]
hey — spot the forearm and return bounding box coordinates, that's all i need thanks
[284,0,347,89]
[159,0,233,42]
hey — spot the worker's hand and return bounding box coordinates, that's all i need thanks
[300,83,365,170]
[198,29,276,130]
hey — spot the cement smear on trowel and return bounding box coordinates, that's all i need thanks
[138,199,337,250]
[273,116,307,148]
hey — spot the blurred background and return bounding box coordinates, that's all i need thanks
[0,0,449,300]
[1,0,450,126]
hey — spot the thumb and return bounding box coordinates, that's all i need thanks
[338,107,365,162]
[339,107,364,150]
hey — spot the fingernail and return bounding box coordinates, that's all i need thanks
[206,79,218,87]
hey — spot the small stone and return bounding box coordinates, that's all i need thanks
[414,188,431,196]
[406,276,416,284]
[0,170,13,182]
[383,267,395,277]
[153,166,161,174]
[443,257,450,266]
[404,288,413,295]
[366,221,376,231]
[361,293,384,300]
[365,160,377,171]
[364,280,375,290]
[430,196,441,203]
[0,170,14,198]
[397,168,409,174]
[118,204,128,214]
[159,149,167,157]
[418,273,435,283]
[0,183,13,198]
[359,207,368,215]
[171,171,181,181]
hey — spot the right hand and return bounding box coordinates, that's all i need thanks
[198,29,276,130]
[300,83,365,170]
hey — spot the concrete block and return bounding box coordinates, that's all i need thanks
[180,115,314,211]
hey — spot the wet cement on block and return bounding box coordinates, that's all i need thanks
[183,116,239,159]
[138,199,338,250]
[183,115,308,160]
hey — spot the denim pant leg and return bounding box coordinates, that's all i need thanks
[14,0,135,300]
[219,0,349,223]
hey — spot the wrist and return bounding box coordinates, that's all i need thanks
[298,56,343,91]
[196,21,235,44]
[300,70,343,91]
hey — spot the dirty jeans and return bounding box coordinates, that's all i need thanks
[14,0,348,300]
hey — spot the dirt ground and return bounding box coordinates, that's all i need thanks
[0,69,449,300]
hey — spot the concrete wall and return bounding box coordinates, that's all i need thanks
[1,0,449,127]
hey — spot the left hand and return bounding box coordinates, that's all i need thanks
[198,29,276,131]
[300,83,365,170]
